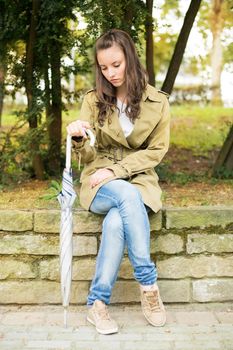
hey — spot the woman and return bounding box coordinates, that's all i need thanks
[67,29,170,335]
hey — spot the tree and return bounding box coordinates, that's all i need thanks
[25,0,45,179]
[37,0,77,174]
[145,0,155,85]
[79,0,146,41]
[0,0,7,127]
[210,0,224,105]
[162,0,202,94]
[208,0,233,174]
[0,1,20,126]
[212,126,233,176]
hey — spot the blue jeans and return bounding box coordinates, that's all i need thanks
[87,179,157,306]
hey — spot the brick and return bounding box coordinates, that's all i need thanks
[73,236,97,256]
[187,234,233,254]
[0,234,58,255]
[149,211,162,231]
[192,279,233,302]
[157,256,233,279]
[174,340,221,349]
[48,330,96,341]
[0,258,37,280]
[39,258,59,280]
[0,341,25,349]
[174,311,218,325]
[0,210,33,231]
[75,210,162,233]
[118,258,133,279]
[144,333,194,341]
[152,233,184,254]
[166,207,233,229]
[73,259,96,280]
[39,258,96,281]
[215,312,233,324]
[124,341,173,350]
[26,340,72,349]
[159,280,190,303]
[34,209,162,235]
[2,312,45,326]
[71,341,122,350]
[4,330,48,340]
[0,233,97,256]
[34,209,103,234]
[111,281,139,303]
[45,312,87,327]
[111,280,190,303]
[0,281,89,304]
[34,210,60,233]
[73,210,103,233]
[71,281,90,304]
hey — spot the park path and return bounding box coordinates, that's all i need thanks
[0,304,233,350]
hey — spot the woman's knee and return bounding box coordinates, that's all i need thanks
[105,179,143,203]
[102,207,124,239]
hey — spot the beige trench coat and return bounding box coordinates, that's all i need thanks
[72,84,170,213]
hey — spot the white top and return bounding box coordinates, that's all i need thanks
[117,99,134,138]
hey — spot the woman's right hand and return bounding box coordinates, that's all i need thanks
[66,120,91,139]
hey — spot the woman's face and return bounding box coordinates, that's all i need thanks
[97,43,126,88]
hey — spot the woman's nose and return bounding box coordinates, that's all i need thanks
[108,69,115,78]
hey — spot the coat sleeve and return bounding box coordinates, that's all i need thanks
[106,97,170,178]
[72,93,97,165]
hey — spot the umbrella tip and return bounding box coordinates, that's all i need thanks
[64,308,68,328]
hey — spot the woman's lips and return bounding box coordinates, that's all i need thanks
[110,79,120,83]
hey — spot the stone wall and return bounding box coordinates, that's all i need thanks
[0,207,233,305]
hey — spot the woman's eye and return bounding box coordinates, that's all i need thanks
[114,64,120,68]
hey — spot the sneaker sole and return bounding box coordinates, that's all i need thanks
[142,307,166,327]
[87,316,118,335]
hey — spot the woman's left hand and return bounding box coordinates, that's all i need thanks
[90,168,115,188]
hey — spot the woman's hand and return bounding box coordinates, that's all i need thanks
[66,120,91,139]
[90,168,115,188]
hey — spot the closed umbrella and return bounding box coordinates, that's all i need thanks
[58,130,95,327]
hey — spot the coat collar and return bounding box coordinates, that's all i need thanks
[142,84,166,102]
[98,85,165,149]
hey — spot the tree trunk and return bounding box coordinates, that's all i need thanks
[0,0,5,127]
[48,41,62,174]
[0,61,6,127]
[161,0,202,94]
[210,0,224,105]
[25,0,44,179]
[212,125,233,176]
[43,45,52,121]
[123,0,134,33]
[145,0,155,86]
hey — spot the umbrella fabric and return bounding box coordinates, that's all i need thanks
[57,135,77,327]
[57,132,95,327]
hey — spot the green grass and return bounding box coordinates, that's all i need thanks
[2,103,233,154]
[1,105,80,136]
[1,106,23,126]
[170,105,233,154]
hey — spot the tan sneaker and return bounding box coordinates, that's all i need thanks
[87,300,118,335]
[140,284,166,327]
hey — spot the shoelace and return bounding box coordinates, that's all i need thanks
[144,290,161,312]
[96,305,111,320]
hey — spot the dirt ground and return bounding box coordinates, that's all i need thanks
[0,180,233,209]
[0,178,232,210]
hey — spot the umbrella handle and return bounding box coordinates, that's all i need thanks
[66,134,72,171]
[85,129,95,147]
[66,130,95,170]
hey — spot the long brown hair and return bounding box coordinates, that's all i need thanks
[94,29,147,126]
